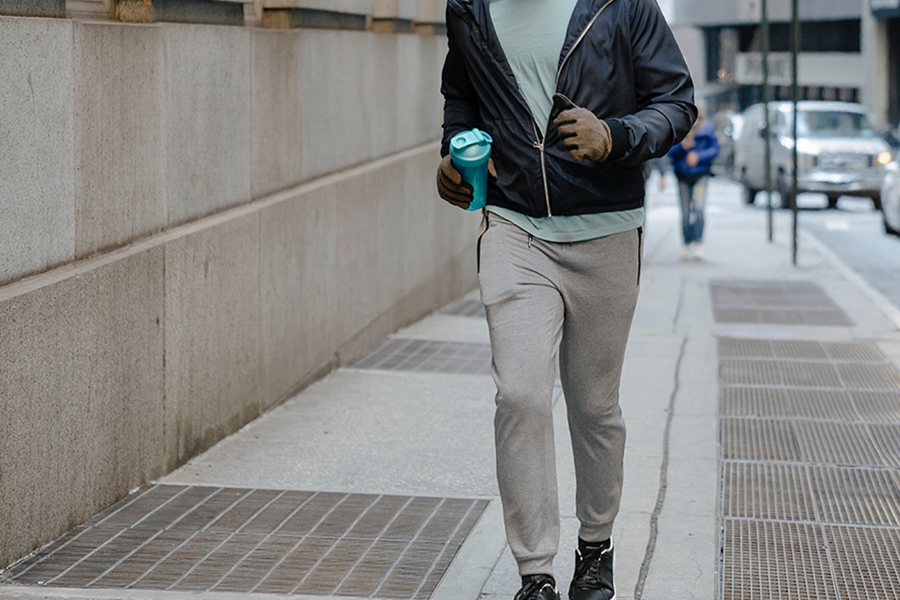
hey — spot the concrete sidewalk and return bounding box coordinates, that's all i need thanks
[4,175,900,600]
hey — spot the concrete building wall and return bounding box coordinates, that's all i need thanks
[671,0,862,27]
[669,0,894,126]
[672,25,706,107]
[862,5,892,127]
[0,17,475,569]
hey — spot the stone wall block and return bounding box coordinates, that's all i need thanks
[333,159,414,345]
[251,29,303,199]
[0,17,74,286]
[403,148,440,289]
[416,0,439,23]
[299,30,375,179]
[260,185,337,408]
[164,23,251,226]
[0,0,65,18]
[0,248,166,569]
[333,172,383,343]
[164,214,261,469]
[396,35,442,150]
[260,0,373,13]
[151,0,245,25]
[73,22,167,258]
[367,34,401,159]
[373,0,417,19]
[373,158,412,307]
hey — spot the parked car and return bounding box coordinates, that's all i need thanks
[880,124,900,152]
[882,161,900,235]
[734,101,893,209]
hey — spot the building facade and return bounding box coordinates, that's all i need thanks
[669,0,899,128]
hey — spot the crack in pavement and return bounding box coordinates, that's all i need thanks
[633,336,688,600]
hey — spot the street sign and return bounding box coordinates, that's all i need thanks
[735,52,792,86]
[871,0,900,18]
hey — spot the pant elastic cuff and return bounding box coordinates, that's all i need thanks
[578,522,614,544]
[517,555,555,578]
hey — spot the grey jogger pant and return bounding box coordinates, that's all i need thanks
[477,212,642,577]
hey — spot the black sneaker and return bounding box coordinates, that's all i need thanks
[515,574,560,600]
[568,539,614,600]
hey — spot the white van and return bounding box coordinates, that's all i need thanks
[734,101,892,209]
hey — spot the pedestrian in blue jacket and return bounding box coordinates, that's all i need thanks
[435,1,696,599]
[668,109,719,260]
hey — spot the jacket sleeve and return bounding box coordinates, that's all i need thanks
[605,0,697,166]
[441,13,480,157]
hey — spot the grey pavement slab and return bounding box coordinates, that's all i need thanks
[162,370,500,498]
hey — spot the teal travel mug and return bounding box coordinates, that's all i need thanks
[449,128,493,212]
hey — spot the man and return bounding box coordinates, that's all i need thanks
[436,1,695,600]
[668,108,720,260]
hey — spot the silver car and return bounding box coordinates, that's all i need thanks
[734,101,893,209]
[882,161,900,235]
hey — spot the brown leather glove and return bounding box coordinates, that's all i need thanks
[436,155,497,209]
[553,107,613,162]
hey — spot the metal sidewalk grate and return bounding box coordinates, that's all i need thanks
[439,298,485,319]
[869,425,900,467]
[717,337,900,600]
[721,419,802,462]
[710,280,853,326]
[350,338,492,376]
[719,387,859,421]
[721,386,900,425]
[720,520,836,600]
[721,360,900,392]
[4,485,488,598]
[825,525,900,599]
[809,467,900,526]
[852,391,900,424]
[722,462,815,521]
[794,421,887,467]
[718,339,885,363]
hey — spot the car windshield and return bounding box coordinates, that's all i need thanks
[795,110,876,138]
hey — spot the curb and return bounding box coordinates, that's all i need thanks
[800,228,900,332]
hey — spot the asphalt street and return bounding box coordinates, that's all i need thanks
[747,191,900,310]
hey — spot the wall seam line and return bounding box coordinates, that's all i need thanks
[0,140,442,303]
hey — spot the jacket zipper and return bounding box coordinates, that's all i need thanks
[532,0,619,217]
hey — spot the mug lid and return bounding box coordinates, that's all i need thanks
[451,128,493,151]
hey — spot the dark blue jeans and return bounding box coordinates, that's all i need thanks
[677,175,708,245]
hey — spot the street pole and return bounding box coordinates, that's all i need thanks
[762,0,773,242]
[791,0,799,265]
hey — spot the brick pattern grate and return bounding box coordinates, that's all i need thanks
[717,337,900,599]
[439,298,486,319]
[710,281,853,326]
[4,485,488,598]
[350,338,492,376]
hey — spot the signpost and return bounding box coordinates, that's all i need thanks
[791,0,799,265]
[762,0,773,242]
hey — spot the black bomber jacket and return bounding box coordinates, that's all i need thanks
[441,0,697,217]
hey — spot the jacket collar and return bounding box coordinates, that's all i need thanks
[448,0,492,40]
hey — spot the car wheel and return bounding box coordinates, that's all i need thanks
[826,194,840,210]
[871,193,883,211]
[777,175,793,209]
[884,211,900,236]
[742,184,758,205]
